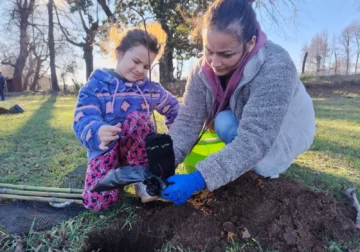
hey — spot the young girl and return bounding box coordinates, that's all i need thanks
[73,28,180,211]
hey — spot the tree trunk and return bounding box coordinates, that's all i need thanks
[355,53,359,74]
[48,0,59,91]
[316,55,321,74]
[334,52,338,75]
[63,77,66,91]
[23,52,36,90]
[12,0,36,92]
[31,58,43,91]
[301,52,308,74]
[13,13,30,92]
[176,59,184,80]
[23,69,34,91]
[160,46,175,83]
[346,48,350,75]
[84,44,94,80]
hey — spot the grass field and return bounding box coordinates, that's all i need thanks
[0,89,359,250]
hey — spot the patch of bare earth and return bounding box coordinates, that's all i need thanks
[82,173,359,252]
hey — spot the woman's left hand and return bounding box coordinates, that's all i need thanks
[161,171,205,205]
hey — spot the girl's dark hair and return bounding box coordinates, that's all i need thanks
[116,28,161,55]
[204,0,257,45]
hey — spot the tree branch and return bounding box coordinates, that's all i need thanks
[54,3,84,47]
[97,0,113,19]
[0,52,16,68]
[78,9,90,33]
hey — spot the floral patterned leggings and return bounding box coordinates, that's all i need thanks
[82,111,154,211]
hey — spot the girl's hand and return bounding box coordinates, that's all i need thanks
[98,123,122,150]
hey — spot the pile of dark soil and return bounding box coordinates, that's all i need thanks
[82,173,359,251]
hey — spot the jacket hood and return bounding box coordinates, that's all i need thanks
[88,68,117,86]
[89,68,149,87]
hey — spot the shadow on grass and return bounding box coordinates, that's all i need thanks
[284,163,359,203]
[311,138,360,161]
[0,95,56,180]
[17,94,57,131]
[313,98,360,123]
[0,94,89,236]
[298,137,360,196]
[0,94,85,185]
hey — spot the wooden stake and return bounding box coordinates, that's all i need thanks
[0,194,83,204]
[0,183,83,193]
[0,188,82,199]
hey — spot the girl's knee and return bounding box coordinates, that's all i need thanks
[82,190,118,211]
[122,111,154,135]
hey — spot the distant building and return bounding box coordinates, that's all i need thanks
[0,65,51,92]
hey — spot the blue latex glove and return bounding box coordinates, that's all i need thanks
[161,170,205,205]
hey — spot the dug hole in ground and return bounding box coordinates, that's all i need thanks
[82,80,360,252]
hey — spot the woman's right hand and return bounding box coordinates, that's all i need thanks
[98,123,122,150]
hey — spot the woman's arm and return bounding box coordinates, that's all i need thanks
[197,59,298,191]
[167,64,209,167]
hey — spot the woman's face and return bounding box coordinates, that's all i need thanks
[204,28,255,76]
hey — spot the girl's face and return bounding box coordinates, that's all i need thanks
[116,45,157,82]
[204,28,256,76]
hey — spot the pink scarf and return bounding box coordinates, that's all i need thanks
[201,22,267,120]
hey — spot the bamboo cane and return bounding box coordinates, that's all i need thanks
[0,183,83,193]
[0,194,83,204]
[0,188,82,199]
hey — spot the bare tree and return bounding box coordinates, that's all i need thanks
[54,0,114,80]
[48,0,59,91]
[350,21,360,74]
[23,46,36,90]
[336,57,350,75]
[252,0,302,32]
[10,0,36,91]
[97,0,114,19]
[340,25,353,75]
[0,43,17,68]
[329,34,339,76]
[302,32,329,75]
[25,24,51,92]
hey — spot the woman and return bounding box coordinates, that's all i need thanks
[161,0,316,205]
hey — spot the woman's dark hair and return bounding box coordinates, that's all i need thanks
[116,28,161,55]
[204,0,258,45]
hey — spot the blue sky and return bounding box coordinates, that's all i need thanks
[263,0,359,70]
[0,0,358,82]
[89,0,360,81]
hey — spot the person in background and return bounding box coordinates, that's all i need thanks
[0,72,6,101]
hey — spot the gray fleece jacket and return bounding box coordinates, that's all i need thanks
[168,41,316,191]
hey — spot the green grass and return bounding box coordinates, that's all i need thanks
[0,92,360,251]
[0,200,134,251]
[0,93,168,251]
[283,96,360,201]
[0,94,87,186]
[0,94,168,186]
[300,73,360,83]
